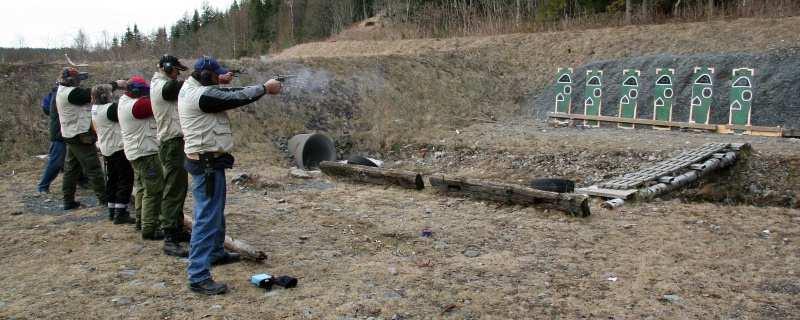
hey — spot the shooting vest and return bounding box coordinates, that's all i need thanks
[150,72,183,142]
[118,95,159,161]
[91,103,124,157]
[178,77,234,155]
[56,85,92,139]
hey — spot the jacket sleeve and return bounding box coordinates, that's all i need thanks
[106,103,119,123]
[67,87,92,105]
[131,98,154,119]
[161,80,184,101]
[198,85,267,113]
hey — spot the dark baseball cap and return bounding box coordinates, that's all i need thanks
[193,56,229,75]
[158,55,188,71]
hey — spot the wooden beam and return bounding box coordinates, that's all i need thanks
[548,112,717,130]
[182,214,268,262]
[319,161,424,190]
[428,175,590,217]
[783,129,800,138]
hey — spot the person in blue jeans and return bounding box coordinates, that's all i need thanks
[37,86,86,193]
[178,56,283,295]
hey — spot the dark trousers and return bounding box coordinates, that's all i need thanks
[63,142,106,204]
[159,137,188,232]
[104,150,134,205]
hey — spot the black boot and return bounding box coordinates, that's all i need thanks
[163,230,189,257]
[63,200,81,211]
[108,207,116,221]
[212,251,242,266]
[173,225,191,243]
[189,279,228,295]
[113,208,136,225]
[142,229,165,241]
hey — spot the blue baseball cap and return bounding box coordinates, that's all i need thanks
[194,56,229,75]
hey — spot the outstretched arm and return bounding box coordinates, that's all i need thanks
[198,85,267,113]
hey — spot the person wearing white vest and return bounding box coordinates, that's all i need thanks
[90,84,136,225]
[150,55,192,248]
[179,56,282,295]
[118,76,186,257]
[56,67,127,210]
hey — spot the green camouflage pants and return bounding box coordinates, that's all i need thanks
[131,154,164,236]
[63,142,106,204]
[158,137,188,232]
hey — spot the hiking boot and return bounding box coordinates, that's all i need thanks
[113,208,136,225]
[212,252,242,266]
[173,227,191,243]
[189,279,228,295]
[108,207,116,221]
[142,230,165,241]
[63,201,81,211]
[163,231,189,257]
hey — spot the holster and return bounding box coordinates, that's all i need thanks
[199,153,215,197]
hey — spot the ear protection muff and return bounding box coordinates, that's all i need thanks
[199,69,215,86]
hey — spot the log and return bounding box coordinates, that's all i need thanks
[428,175,590,217]
[319,161,424,190]
[182,214,268,262]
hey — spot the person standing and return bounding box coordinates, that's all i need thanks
[90,84,136,224]
[150,55,191,252]
[56,67,124,210]
[179,56,282,295]
[38,84,88,193]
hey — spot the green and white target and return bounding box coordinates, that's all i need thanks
[583,69,603,127]
[554,68,574,114]
[652,68,675,123]
[728,68,754,126]
[689,67,715,124]
[617,69,640,129]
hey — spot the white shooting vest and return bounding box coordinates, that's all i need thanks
[91,103,124,157]
[178,77,234,155]
[150,72,183,142]
[56,85,92,139]
[118,95,159,161]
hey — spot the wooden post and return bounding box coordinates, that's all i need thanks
[182,214,267,262]
[428,175,590,217]
[319,161,425,190]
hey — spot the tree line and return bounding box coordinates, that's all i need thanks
[1,0,797,63]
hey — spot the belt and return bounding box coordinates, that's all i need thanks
[186,152,225,161]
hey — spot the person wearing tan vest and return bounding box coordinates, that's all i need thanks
[179,56,282,295]
[150,55,191,247]
[90,84,136,224]
[56,67,127,210]
[118,76,188,259]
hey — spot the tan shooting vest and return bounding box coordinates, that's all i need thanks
[150,72,183,142]
[118,95,159,161]
[56,85,92,139]
[178,77,234,155]
[91,103,124,157]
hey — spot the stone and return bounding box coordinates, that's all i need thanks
[660,294,681,303]
[211,304,222,310]
[383,291,402,300]
[388,266,398,275]
[463,249,481,258]
[433,241,449,250]
[151,282,167,289]
[290,168,313,179]
[118,269,137,278]
[111,297,132,306]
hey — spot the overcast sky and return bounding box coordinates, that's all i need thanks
[0,0,235,48]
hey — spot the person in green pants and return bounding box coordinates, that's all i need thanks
[150,55,191,250]
[55,67,127,210]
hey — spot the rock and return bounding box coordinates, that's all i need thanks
[290,168,313,179]
[211,304,222,310]
[151,282,167,289]
[111,297,132,306]
[433,241,449,250]
[660,294,681,303]
[118,269,137,278]
[10,211,22,216]
[383,291,403,300]
[127,280,145,287]
[463,248,481,258]
[277,198,287,204]
[388,266,398,275]
[303,307,313,318]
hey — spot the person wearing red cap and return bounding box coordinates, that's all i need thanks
[56,67,127,210]
[150,55,192,254]
[118,76,187,259]
[178,56,282,295]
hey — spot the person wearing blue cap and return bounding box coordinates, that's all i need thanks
[178,56,283,295]
[56,67,127,210]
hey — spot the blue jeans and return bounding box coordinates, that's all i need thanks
[37,141,66,192]
[186,165,227,284]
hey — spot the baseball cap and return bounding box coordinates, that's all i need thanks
[127,75,150,93]
[193,56,229,75]
[158,54,188,71]
[61,67,89,81]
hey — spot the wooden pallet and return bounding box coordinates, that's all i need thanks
[576,143,737,199]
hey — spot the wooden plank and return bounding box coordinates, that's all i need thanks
[319,161,424,190]
[182,214,267,262]
[575,186,638,199]
[783,129,800,138]
[547,112,717,130]
[428,175,590,217]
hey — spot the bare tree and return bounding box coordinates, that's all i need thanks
[625,0,632,24]
[73,29,89,54]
